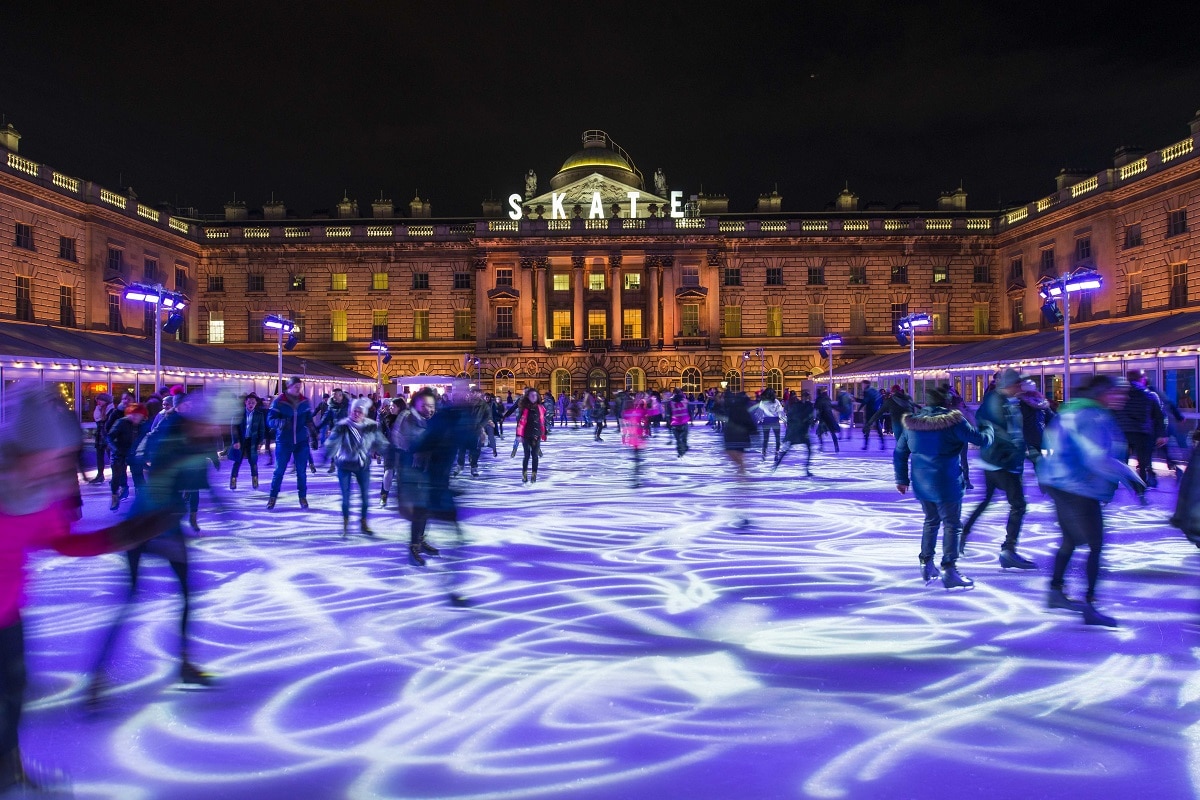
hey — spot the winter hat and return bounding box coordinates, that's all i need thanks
[95,393,113,404]
[926,385,951,407]
[124,403,149,417]
[997,368,1023,389]
[891,384,903,394]
[287,376,304,388]
[351,397,373,415]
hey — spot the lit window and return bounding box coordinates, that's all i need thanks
[373,272,390,291]
[767,369,784,394]
[933,262,950,283]
[588,309,607,338]
[331,309,347,341]
[290,274,307,292]
[682,304,701,336]
[725,369,742,392]
[589,272,606,291]
[723,306,742,337]
[553,273,570,291]
[973,303,990,334]
[331,273,348,291]
[622,308,643,338]
[766,306,782,337]
[554,369,572,397]
[623,272,641,290]
[413,309,429,340]
[625,368,646,392]
[553,310,572,339]
[681,367,701,394]
[207,311,225,344]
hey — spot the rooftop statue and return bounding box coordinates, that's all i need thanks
[654,168,667,198]
[525,170,537,200]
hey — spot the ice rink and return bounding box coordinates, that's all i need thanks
[18,423,1200,799]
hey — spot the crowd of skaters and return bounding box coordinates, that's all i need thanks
[2,366,1198,791]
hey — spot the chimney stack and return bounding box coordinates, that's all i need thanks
[0,124,20,153]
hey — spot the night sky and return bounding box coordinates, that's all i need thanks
[2,1,1198,219]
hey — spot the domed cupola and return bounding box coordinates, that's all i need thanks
[550,130,644,191]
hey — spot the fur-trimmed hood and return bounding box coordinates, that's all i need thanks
[901,408,965,431]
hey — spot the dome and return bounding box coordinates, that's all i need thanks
[550,130,643,191]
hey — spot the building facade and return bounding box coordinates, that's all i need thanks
[0,115,1197,400]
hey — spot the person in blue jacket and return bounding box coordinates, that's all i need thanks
[894,384,992,589]
[267,377,315,510]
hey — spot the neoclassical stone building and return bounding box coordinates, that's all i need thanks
[0,115,1197,399]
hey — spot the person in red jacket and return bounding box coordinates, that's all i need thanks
[0,386,172,792]
[513,388,547,483]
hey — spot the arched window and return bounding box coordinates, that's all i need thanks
[494,369,516,397]
[724,369,742,392]
[767,369,784,394]
[681,367,702,395]
[552,368,572,398]
[588,368,609,395]
[625,367,646,393]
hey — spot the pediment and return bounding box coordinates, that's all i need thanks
[487,287,521,301]
[525,173,670,217]
[675,286,709,300]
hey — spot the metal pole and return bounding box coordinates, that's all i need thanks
[376,350,383,398]
[828,348,834,400]
[153,292,162,394]
[1063,288,1071,403]
[760,349,766,391]
[909,328,916,400]
[277,327,284,394]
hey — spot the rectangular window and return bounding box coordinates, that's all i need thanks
[553,309,572,339]
[683,304,702,336]
[723,306,742,338]
[622,308,643,338]
[331,309,348,341]
[247,274,265,293]
[413,309,429,340]
[766,266,784,286]
[248,313,263,343]
[1074,292,1094,322]
[13,223,33,251]
[175,265,187,293]
[372,309,389,341]
[1169,209,1189,238]
[724,267,742,286]
[290,274,307,292]
[850,305,866,335]
[373,272,390,291]
[1170,262,1189,308]
[452,272,471,290]
[290,312,305,342]
[58,236,76,261]
[623,272,641,290]
[143,258,159,283]
[107,247,123,272]
[496,307,514,338]
[890,263,908,284]
[807,307,824,336]
[891,302,909,333]
[495,268,513,287]
[412,272,430,290]
[765,306,781,337]
[207,311,225,344]
[973,262,991,283]
[588,308,607,339]
[1075,237,1092,263]
[849,264,867,285]
[931,310,948,334]
[143,302,156,335]
[59,286,75,327]
[1009,257,1023,282]
[15,276,33,321]
[108,293,123,331]
[1039,248,1055,277]
[207,275,225,293]
[330,272,348,291]
[1010,298,1024,330]
[682,266,700,287]
[552,273,570,291]
[1127,273,1143,314]
[973,303,990,334]
[807,265,825,285]
[588,272,606,291]
[1124,223,1143,249]
[932,262,950,284]
[454,309,473,340]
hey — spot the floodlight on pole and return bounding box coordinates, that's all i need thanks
[897,312,932,398]
[464,353,482,388]
[819,334,843,399]
[1037,267,1103,402]
[123,282,189,393]
[370,339,390,397]
[263,314,296,393]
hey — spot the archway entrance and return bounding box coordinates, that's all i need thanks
[588,368,609,396]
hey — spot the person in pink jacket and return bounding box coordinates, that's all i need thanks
[0,386,172,792]
[622,394,650,488]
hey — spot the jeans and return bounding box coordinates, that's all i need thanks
[270,440,310,498]
[1048,487,1105,602]
[919,497,963,566]
[337,463,370,518]
[963,469,1027,550]
[760,420,780,456]
[672,423,689,456]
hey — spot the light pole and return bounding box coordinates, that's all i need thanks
[464,354,482,389]
[757,347,766,391]
[123,283,188,394]
[370,339,390,397]
[263,314,297,394]
[896,312,932,399]
[819,334,843,399]
[1039,267,1102,402]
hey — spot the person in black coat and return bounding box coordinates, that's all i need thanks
[1114,369,1167,487]
[773,391,815,476]
[814,388,841,452]
[229,393,267,490]
[724,392,756,529]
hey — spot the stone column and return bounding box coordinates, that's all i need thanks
[648,258,660,347]
[706,252,721,342]
[474,256,488,350]
[662,257,676,347]
[519,258,534,348]
[572,255,585,348]
[609,253,622,347]
[535,258,548,348]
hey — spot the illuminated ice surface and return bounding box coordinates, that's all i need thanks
[20,426,1200,800]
